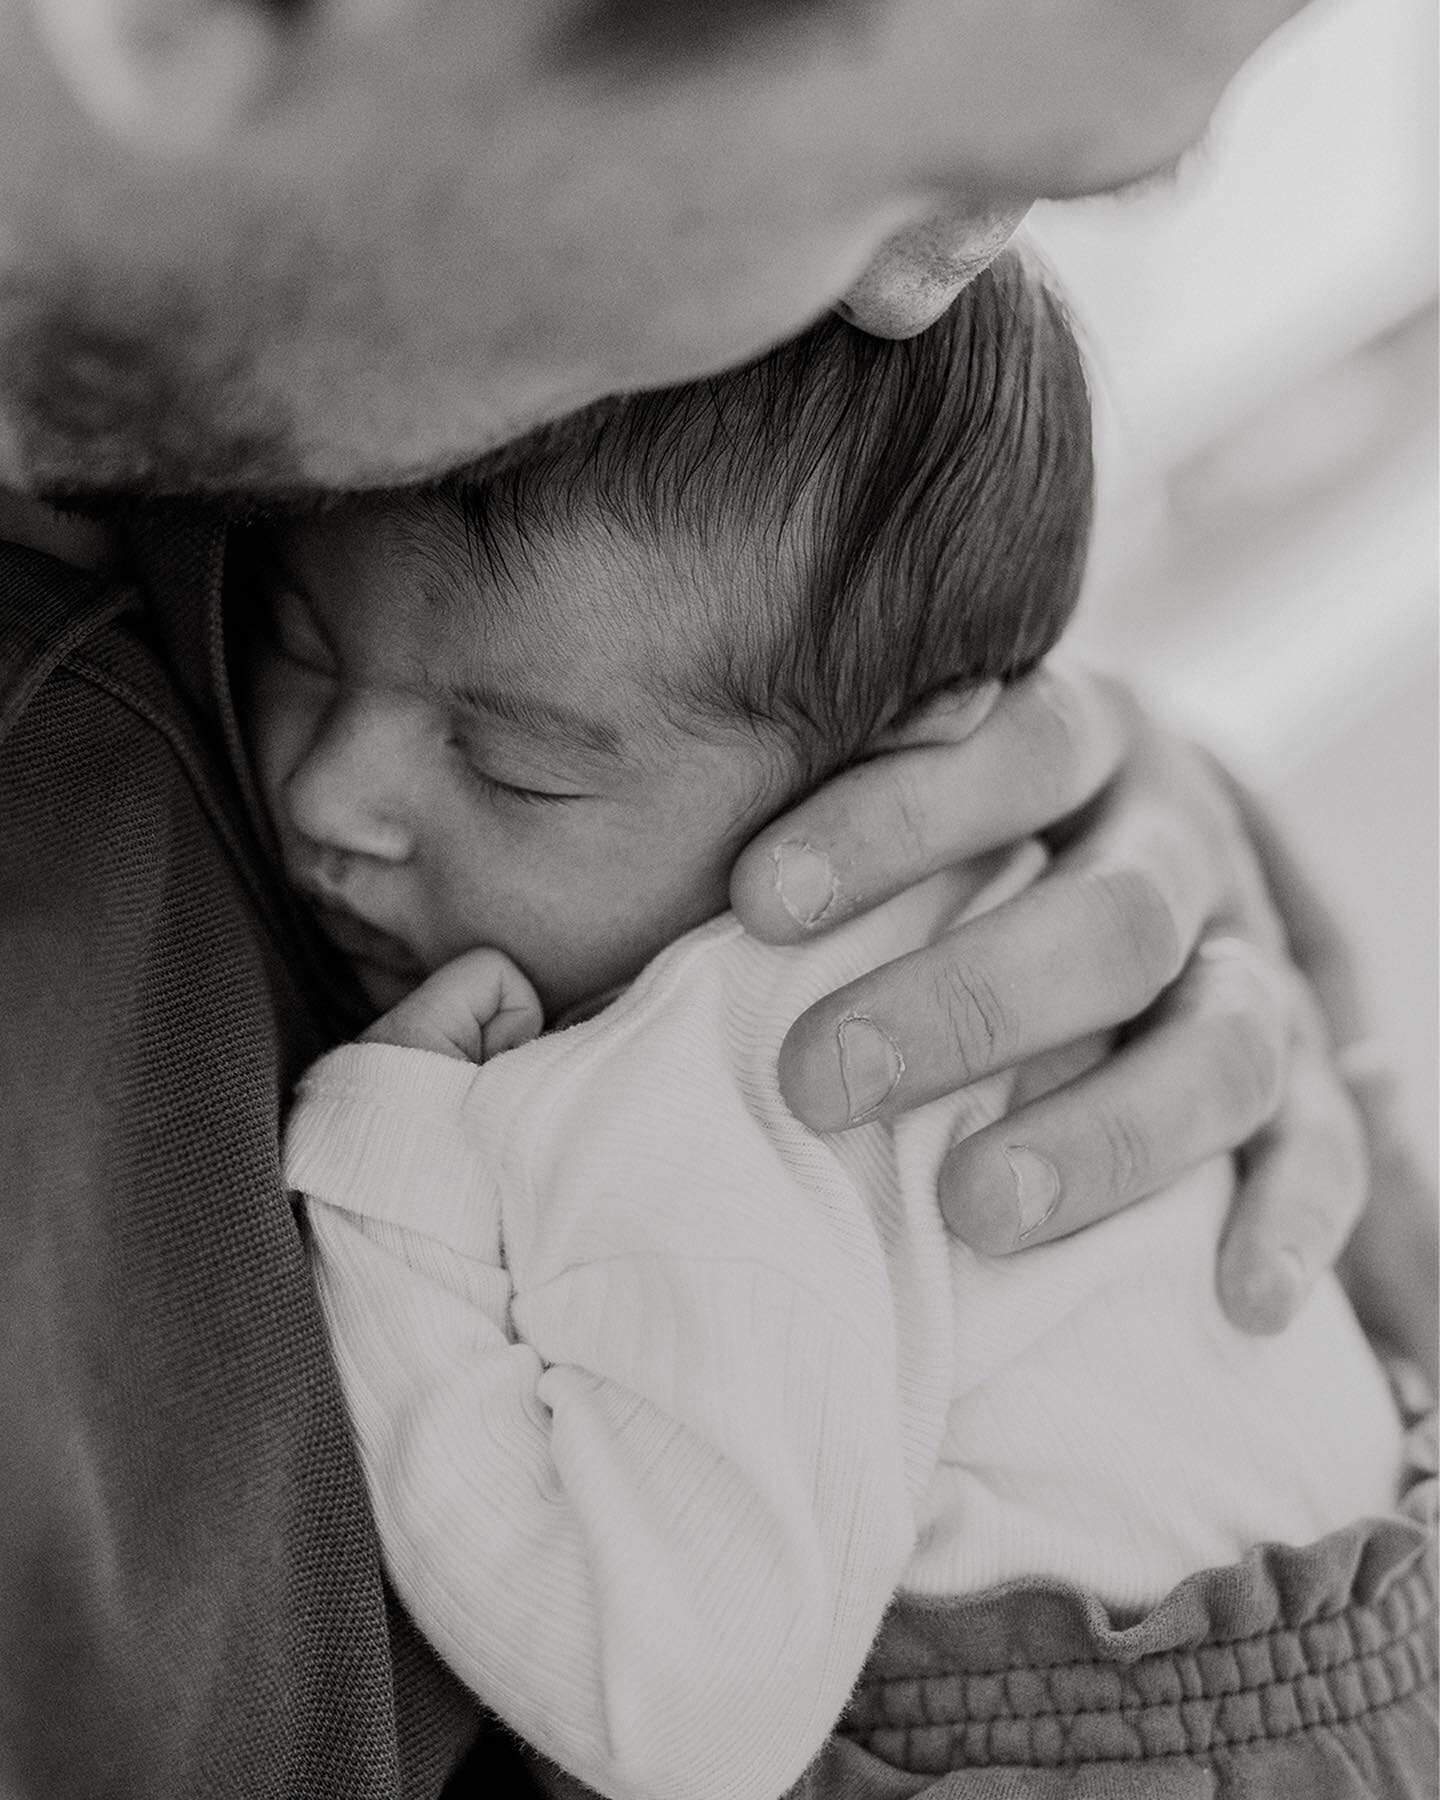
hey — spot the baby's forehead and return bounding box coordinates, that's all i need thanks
[382,493,751,757]
[403,484,751,709]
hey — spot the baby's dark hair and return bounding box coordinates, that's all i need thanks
[420,243,1092,788]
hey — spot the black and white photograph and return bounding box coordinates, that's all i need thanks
[0,1,1434,1796]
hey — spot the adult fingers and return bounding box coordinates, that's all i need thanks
[1334,1054,1439,1384]
[937,936,1291,1251]
[1220,775,1437,1364]
[776,791,1233,1131]
[1215,1022,1368,1334]
[731,663,1132,945]
[1042,716,1287,959]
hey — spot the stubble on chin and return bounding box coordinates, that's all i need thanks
[0,272,307,510]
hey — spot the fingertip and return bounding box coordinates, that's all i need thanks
[938,1142,1021,1255]
[732,834,844,946]
[485,1004,545,1058]
[727,833,777,937]
[730,836,805,946]
[776,1012,851,1133]
[1219,1243,1308,1335]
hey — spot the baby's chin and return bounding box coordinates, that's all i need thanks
[352,931,662,1039]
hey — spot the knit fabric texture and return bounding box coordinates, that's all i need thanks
[0,525,517,1798]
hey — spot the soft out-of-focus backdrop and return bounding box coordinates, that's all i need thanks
[1028,0,1437,1175]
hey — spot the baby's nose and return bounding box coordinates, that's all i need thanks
[283,691,421,864]
[837,202,1030,339]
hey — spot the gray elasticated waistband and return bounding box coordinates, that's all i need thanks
[842,1366,1437,1777]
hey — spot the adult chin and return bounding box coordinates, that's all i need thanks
[834,204,1031,341]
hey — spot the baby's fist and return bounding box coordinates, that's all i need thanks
[359,948,544,1063]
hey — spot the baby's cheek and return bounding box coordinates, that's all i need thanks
[421,785,742,1015]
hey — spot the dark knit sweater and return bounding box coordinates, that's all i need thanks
[0,518,529,1797]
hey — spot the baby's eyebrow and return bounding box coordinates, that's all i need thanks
[445,678,626,761]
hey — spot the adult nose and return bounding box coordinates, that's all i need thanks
[836,202,1031,339]
[283,689,422,867]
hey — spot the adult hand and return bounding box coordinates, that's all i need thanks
[1219,774,1438,1384]
[730,662,1368,1337]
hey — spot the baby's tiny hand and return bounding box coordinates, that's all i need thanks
[359,948,544,1063]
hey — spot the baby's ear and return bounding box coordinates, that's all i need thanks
[866,679,1002,755]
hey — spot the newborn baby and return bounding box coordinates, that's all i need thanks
[239,249,1414,1800]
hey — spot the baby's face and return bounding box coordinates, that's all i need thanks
[239,509,785,1019]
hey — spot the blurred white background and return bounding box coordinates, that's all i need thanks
[1028,0,1438,1173]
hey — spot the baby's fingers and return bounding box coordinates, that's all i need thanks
[361,949,543,1062]
[482,967,548,1059]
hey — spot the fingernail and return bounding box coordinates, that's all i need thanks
[774,840,838,929]
[1003,1147,1061,1243]
[1234,1248,1307,1333]
[837,1015,903,1122]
